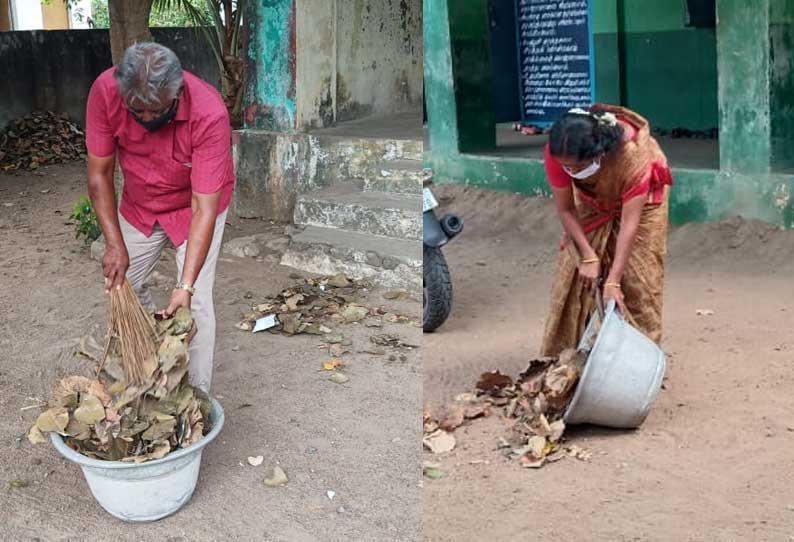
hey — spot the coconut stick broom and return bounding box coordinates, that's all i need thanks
[100,279,159,385]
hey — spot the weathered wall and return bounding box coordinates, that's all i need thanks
[243,0,296,131]
[0,28,219,130]
[291,0,423,131]
[295,1,335,130]
[233,129,421,220]
[335,0,422,123]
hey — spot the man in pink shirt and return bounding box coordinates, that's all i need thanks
[86,42,235,392]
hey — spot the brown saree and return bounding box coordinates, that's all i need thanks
[540,105,672,357]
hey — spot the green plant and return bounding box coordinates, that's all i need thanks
[71,196,102,246]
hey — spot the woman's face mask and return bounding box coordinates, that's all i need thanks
[563,158,601,180]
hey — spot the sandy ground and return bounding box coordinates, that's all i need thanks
[423,185,794,542]
[0,163,421,542]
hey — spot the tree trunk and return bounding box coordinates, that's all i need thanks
[108,0,154,65]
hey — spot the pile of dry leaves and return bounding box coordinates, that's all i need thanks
[423,348,590,469]
[236,273,415,336]
[0,111,86,171]
[27,308,212,463]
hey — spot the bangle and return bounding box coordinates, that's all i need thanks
[580,257,600,264]
[604,282,621,289]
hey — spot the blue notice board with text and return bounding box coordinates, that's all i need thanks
[515,0,596,126]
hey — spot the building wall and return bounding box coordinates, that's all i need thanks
[42,0,69,29]
[296,1,335,130]
[0,28,219,130]
[593,0,718,131]
[11,0,43,30]
[335,0,422,122]
[246,0,423,131]
[0,0,10,31]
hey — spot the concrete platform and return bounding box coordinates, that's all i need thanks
[280,225,421,290]
[310,111,424,141]
[363,159,424,194]
[294,182,421,240]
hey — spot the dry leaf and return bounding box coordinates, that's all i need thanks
[438,405,465,432]
[264,466,289,487]
[248,455,264,466]
[36,407,69,433]
[74,394,106,425]
[383,290,411,301]
[329,372,350,384]
[340,304,368,323]
[329,343,348,357]
[323,359,343,371]
[327,273,351,288]
[423,430,456,454]
[423,466,448,480]
[475,371,513,394]
[454,393,478,404]
[27,425,46,445]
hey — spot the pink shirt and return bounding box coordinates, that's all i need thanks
[86,68,234,246]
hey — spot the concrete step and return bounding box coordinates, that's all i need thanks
[294,183,421,241]
[280,225,421,290]
[363,159,424,195]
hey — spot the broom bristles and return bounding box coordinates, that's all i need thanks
[109,280,158,385]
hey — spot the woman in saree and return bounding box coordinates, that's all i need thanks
[540,104,673,357]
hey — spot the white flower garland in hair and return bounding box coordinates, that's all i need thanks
[566,107,618,127]
[598,112,618,126]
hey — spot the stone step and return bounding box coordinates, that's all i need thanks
[280,225,421,290]
[363,159,424,195]
[294,183,421,241]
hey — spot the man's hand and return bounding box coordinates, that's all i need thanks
[163,288,192,316]
[103,242,129,292]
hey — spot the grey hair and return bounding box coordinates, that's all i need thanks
[114,42,183,107]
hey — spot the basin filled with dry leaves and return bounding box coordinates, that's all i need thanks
[26,283,224,522]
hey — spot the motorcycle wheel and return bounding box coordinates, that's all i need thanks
[423,244,453,332]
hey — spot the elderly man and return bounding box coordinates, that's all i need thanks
[86,42,234,392]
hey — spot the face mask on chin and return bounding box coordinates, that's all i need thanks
[564,158,601,180]
[132,100,177,132]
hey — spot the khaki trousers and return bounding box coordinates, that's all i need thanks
[118,210,227,392]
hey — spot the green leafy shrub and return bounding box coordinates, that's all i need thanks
[71,195,101,245]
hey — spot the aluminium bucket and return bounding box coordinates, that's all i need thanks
[50,398,225,522]
[564,300,666,429]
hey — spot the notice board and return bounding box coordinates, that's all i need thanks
[515,0,595,126]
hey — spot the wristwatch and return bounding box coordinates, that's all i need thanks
[176,282,196,295]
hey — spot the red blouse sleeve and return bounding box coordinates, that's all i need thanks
[544,144,571,189]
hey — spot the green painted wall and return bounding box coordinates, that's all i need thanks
[591,0,718,131]
[770,15,794,172]
[425,151,794,229]
[243,0,296,132]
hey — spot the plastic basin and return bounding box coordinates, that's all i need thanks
[564,300,666,429]
[50,398,225,522]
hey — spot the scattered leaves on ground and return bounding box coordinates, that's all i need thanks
[264,466,288,487]
[423,429,456,454]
